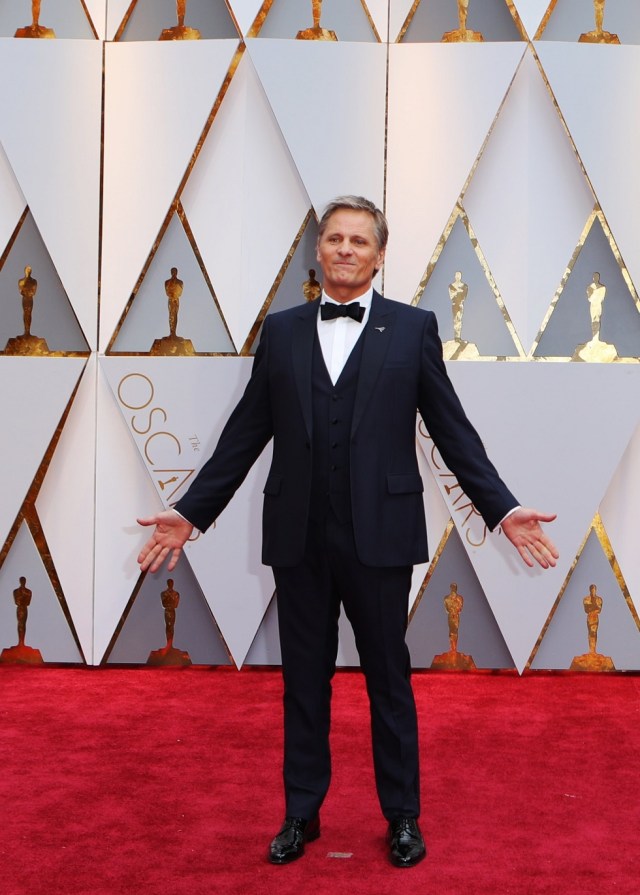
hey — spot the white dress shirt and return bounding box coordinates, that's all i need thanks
[317,287,373,384]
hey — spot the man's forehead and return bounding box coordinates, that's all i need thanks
[323,209,376,237]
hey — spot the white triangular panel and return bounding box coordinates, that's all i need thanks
[0,141,26,255]
[247,38,386,215]
[93,359,162,663]
[84,0,106,38]
[389,0,417,41]
[182,51,309,351]
[101,40,239,351]
[0,39,102,347]
[105,0,131,39]
[0,358,86,550]
[36,355,96,663]
[100,357,274,667]
[513,0,550,37]
[464,50,595,353]
[385,42,525,304]
[364,0,390,40]
[600,422,640,615]
[228,0,265,34]
[536,43,640,295]
[417,361,640,672]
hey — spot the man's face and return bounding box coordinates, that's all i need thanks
[316,209,385,302]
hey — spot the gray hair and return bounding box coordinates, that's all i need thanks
[317,195,389,251]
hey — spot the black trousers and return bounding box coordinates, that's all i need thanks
[272,511,420,822]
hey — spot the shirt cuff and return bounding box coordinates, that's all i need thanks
[498,505,521,526]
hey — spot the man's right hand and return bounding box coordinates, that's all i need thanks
[137,510,194,573]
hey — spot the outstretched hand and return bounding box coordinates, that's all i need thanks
[137,509,194,574]
[501,507,559,569]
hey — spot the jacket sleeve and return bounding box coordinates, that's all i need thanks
[173,318,275,533]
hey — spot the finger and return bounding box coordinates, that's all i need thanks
[517,544,534,568]
[167,548,182,572]
[136,516,158,528]
[532,512,557,524]
[139,541,163,572]
[149,546,170,574]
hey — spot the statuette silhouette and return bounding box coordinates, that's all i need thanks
[572,272,618,362]
[0,577,43,665]
[150,267,196,355]
[297,0,337,41]
[442,0,484,43]
[579,0,619,44]
[3,265,50,355]
[442,272,479,360]
[302,268,322,303]
[147,579,192,666]
[431,583,476,670]
[570,584,615,671]
[15,1,56,38]
[159,0,201,40]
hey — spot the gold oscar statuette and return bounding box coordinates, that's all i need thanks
[430,583,477,670]
[572,272,618,362]
[442,0,483,43]
[159,0,201,41]
[579,0,620,44]
[302,268,322,303]
[297,0,337,41]
[150,267,196,356]
[442,271,479,360]
[15,0,55,38]
[3,265,50,355]
[147,579,192,666]
[0,577,44,665]
[570,584,615,671]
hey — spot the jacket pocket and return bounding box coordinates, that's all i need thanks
[263,472,283,496]
[386,473,424,494]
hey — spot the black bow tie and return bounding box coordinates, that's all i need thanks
[320,302,365,322]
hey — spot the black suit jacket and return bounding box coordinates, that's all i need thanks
[175,292,517,567]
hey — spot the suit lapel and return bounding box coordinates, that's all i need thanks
[292,299,318,440]
[352,291,395,437]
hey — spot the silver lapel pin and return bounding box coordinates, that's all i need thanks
[375,326,386,333]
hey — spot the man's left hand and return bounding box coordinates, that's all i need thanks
[501,507,559,569]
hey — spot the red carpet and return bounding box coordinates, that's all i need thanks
[1,667,638,895]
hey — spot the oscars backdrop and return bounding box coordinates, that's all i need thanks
[0,0,639,673]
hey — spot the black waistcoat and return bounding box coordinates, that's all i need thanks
[309,327,366,523]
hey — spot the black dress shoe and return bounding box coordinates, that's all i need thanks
[386,817,427,868]
[268,816,320,864]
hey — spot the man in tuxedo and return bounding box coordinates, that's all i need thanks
[137,196,558,868]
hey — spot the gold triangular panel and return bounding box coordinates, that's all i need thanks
[108,209,236,356]
[2,2,96,39]
[0,522,84,665]
[536,1,638,44]
[415,206,524,359]
[528,523,640,671]
[115,0,240,41]
[407,523,516,670]
[533,210,640,361]
[398,0,524,42]
[249,0,379,41]
[103,559,232,666]
[0,210,89,356]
